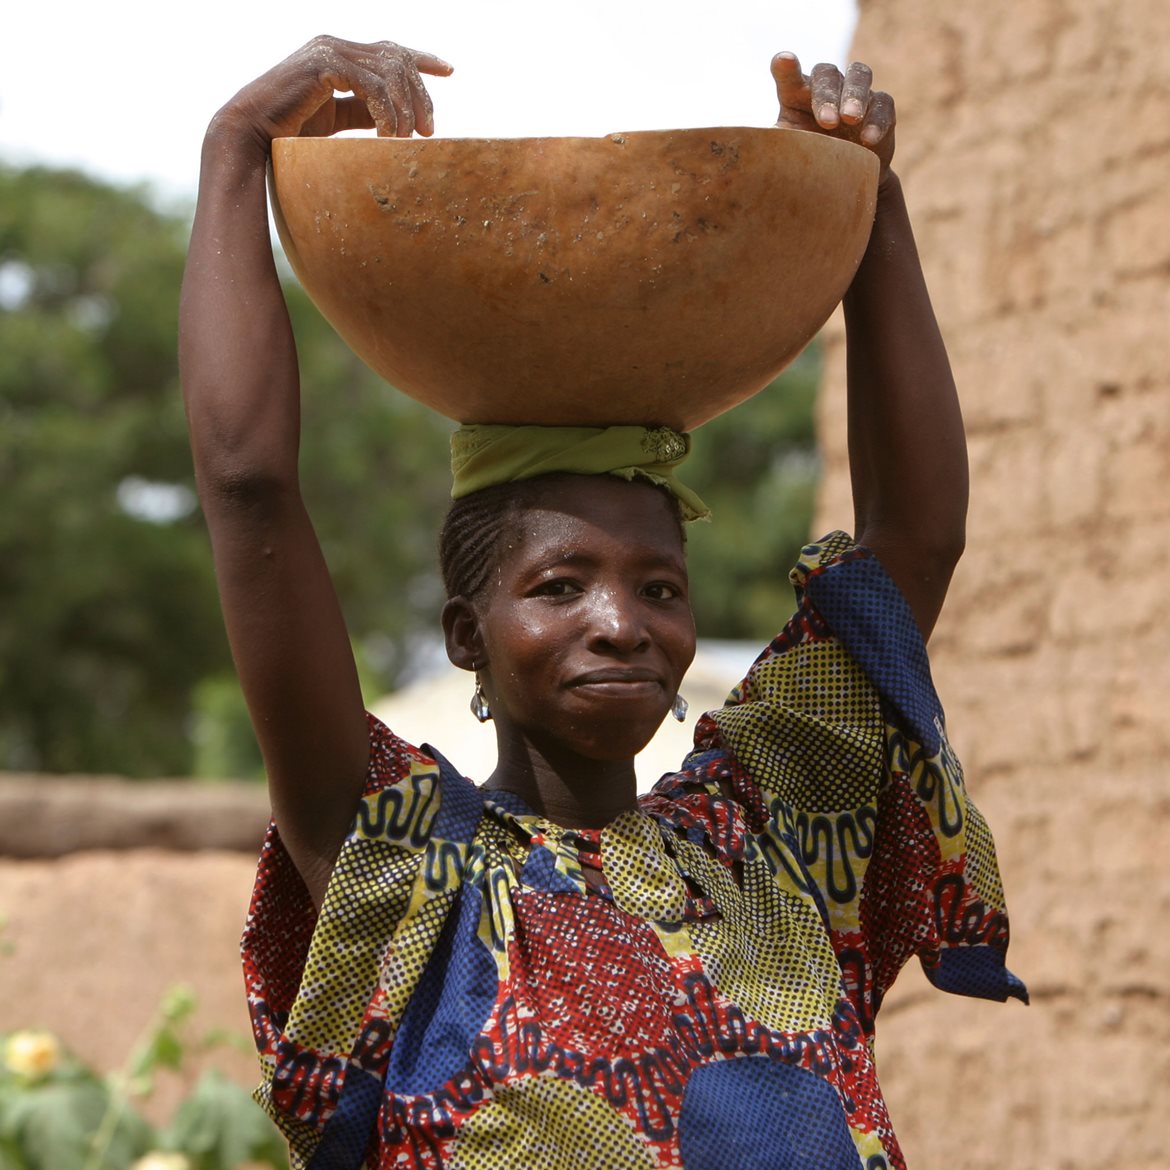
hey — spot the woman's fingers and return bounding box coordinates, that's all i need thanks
[233,35,453,143]
[400,56,438,138]
[860,89,895,146]
[319,41,446,138]
[367,42,451,137]
[839,62,874,125]
[771,52,810,112]
[325,95,378,136]
[411,50,456,78]
[809,62,845,129]
[770,50,896,178]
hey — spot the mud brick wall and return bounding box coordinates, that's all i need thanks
[815,1,1170,1166]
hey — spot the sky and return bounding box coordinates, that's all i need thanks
[0,0,857,204]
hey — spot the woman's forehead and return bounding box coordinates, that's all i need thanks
[506,476,686,559]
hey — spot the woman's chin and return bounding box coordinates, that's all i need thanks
[559,720,666,767]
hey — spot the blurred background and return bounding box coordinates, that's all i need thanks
[0,0,854,784]
[3,0,1169,1167]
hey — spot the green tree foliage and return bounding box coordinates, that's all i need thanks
[0,164,451,778]
[0,166,224,776]
[683,348,821,639]
[1,162,819,779]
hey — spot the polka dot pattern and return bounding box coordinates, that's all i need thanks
[603,811,690,923]
[712,641,884,813]
[449,1076,658,1170]
[284,839,417,1053]
[688,850,841,1035]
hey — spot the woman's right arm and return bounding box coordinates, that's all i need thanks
[179,36,452,903]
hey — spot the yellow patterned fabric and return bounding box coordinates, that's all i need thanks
[241,534,1025,1170]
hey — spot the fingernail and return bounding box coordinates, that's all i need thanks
[818,103,838,124]
[842,98,863,119]
[861,125,881,144]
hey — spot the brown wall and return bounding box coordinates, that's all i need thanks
[816,1,1170,1165]
[0,781,272,1120]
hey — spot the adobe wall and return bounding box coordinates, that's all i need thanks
[816,0,1170,1166]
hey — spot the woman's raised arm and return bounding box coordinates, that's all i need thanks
[179,36,452,902]
[773,54,968,638]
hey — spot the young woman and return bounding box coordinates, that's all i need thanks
[180,35,1025,1170]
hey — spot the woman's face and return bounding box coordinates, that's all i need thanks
[473,476,696,765]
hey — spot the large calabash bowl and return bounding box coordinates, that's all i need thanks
[269,128,878,430]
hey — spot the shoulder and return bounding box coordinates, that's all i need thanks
[789,531,947,755]
[671,531,948,814]
[356,713,486,848]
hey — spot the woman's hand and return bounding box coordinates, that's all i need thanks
[771,53,896,186]
[214,34,454,153]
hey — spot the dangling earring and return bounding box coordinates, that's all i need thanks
[470,673,492,723]
[671,693,689,722]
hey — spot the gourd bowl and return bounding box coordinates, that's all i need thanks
[268,128,878,430]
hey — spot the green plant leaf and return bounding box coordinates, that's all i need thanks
[0,1075,154,1170]
[163,1070,287,1170]
[0,1132,28,1170]
[130,1026,185,1080]
[159,987,197,1027]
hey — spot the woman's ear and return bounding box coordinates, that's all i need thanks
[441,595,483,672]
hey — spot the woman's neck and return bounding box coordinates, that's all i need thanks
[483,735,639,829]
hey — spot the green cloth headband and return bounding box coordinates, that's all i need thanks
[450,424,711,522]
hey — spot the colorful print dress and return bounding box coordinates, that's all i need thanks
[242,533,1027,1169]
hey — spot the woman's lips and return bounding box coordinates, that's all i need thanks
[569,669,663,697]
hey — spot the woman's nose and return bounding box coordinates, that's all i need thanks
[587,589,648,652]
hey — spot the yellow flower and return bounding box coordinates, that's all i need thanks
[3,1031,60,1081]
[130,1154,193,1170]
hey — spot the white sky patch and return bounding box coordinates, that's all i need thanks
[116,477,198,524]
[0,260,34,309]
[0,0,857,202]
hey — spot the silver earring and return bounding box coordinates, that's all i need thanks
[470,673,492,723]
[671,693,689,722]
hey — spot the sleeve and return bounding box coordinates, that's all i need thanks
[701,531,1027,1035]
[240,715,475,1169]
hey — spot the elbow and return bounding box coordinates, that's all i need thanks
[186,413,299,512]
[908,513,967,583]
[194,457,299,522]
[858,514,966,580]
[922,520,966,578]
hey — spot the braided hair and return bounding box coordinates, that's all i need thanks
[438,473,685,602]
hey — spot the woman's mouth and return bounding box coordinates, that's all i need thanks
[569,669,663,698]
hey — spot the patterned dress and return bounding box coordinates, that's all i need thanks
[242,533,1027,1169]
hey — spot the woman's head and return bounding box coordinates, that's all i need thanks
[438,472,686,604]
[439,473,695,764]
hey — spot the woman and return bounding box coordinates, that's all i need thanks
[180,35,1025,1170]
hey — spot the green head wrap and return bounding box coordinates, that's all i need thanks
[449,424,710,522]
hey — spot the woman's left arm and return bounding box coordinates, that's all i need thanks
[774,55,967,639]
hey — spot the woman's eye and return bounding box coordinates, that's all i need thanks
[644,582,682,601]
[533,579,578,597]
